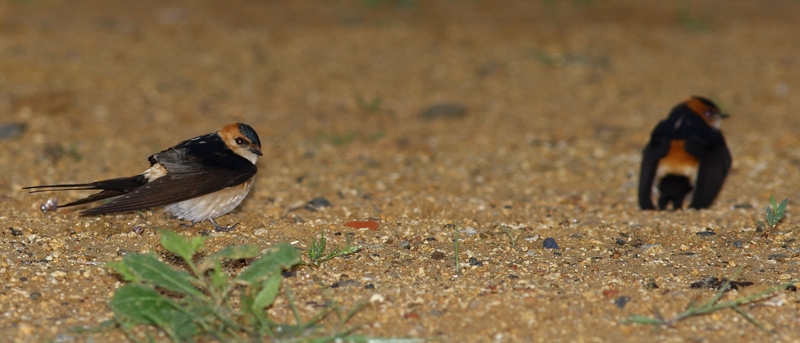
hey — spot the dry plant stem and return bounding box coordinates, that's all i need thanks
[453,228,461,277]
[626,280,796,332]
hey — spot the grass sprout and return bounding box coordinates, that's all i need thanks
[756,195,788,233]
[501,226,520,248]
[307,230,362,267]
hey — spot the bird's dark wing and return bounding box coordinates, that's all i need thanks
[686,133,731,209]
[81,146,256,215]
[23,175,148,207]
[638,120,675,210]
[638,137,671,209]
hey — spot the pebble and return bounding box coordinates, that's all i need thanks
[543,237,559,249]
[768,254,788,261]
[0,122,27,140]
[614,296,631,309]
[399,240,411,249]
[419,102,467,120]
[468,257,483,266]
[305,197,332,211]
[640,244,663,254]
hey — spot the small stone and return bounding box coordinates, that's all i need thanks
[543,237,559,249]
[768,254,788,261]
[331,279,360,288]
[641,244,663,254]
[0,122,27,140]
[365,283,375,289]
[40,197,58,213]
[369,293,385,303]
[419,102,467,120]
[305,197,332,211]
[615,238,626,245]
[404,311,421,319]
[696,229,715,236]
[468,257,483,266]
[30,291,42,301]
[431,251,446,260]
[399,240,411,249]
[344,220,379,231]
[460,227,478,236]
[614,296,631,309]
[602,289,619,299]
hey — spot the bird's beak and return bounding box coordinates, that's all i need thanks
[250,146,263,156]
[720,113,730,119]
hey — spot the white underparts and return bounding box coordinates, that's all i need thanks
[164,178,255,223]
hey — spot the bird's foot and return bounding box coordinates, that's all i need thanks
[209,218,238,232]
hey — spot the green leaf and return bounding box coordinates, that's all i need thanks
[121,253,206,299]
[770,195,777,211]
[109,284,179,323]
[198,244,259,272]
[252,274,282,309]
[778,198,788,214]
[160,230,206,263]
[109,284,198,341]
[236,243,300,285]
[107,260,135,281]
[209,267,230,292]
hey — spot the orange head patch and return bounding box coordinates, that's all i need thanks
[685,96,727,128]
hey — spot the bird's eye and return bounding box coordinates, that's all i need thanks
[704,111,711,117]
[235,137,245,145]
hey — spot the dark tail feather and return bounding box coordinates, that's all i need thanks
[23,175,147,208]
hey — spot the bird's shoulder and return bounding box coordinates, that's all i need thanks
[147,133,255,173]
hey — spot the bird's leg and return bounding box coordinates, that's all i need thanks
[209,218,238,232]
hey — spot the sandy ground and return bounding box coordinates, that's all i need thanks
[2,0,800,342]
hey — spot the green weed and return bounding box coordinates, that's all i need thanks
[357,95,382,113]
[677,4,709,32]
[104,230,363,342]
[623,271,795,333]
[307,230,362,267]
[756,195,788,232]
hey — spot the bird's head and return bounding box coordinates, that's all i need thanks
[686,96,729,129]
[219,123,262,164]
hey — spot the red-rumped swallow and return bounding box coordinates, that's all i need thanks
[24,123,262,231]
[638,96,732,210]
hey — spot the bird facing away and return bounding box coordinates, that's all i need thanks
[24,123,262,231]
[638,96,732,210]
